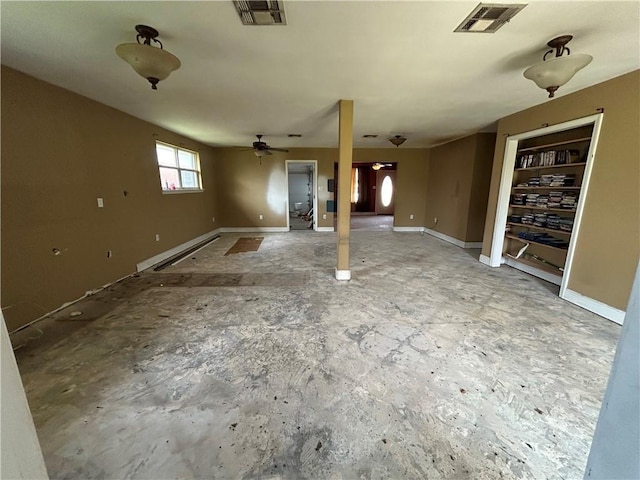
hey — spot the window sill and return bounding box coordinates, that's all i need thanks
[162,189,204,195]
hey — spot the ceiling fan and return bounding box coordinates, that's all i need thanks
[372,162,392,171]
[245,134,289,157]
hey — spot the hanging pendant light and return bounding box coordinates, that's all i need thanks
[523,35,592,98]
[116,25,181,90]
[389,135,407,147]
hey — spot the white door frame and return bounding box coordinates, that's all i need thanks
[285,160,318,231]
[488,113,604,299]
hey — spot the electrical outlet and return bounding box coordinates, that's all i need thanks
[322,214,327,220]
[212,217,215,223]
[410,214,414,220]
[97,198,104,208]
[155,234,160,242]
[107,250,112,258]
[434,217,438,224]
[259,214,263,220]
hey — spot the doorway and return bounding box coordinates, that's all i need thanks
[332,162,397,231]
[286,160,317,231]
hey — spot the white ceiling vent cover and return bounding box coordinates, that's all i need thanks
[454,3,526,33]
[234,1,287,26]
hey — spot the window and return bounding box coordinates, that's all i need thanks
[155,142,202,192]
[381,175,393,207]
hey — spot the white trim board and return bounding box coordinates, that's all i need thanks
[423,228,483,249]
[562,289,625,325]
[335,269,351,281]
[316,227,335,232]
[479,254,493,267]
[136,228,221,272]
[393,226,424,232]
[218,227,289,233]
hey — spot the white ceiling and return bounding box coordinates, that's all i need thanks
[1,1,638,148]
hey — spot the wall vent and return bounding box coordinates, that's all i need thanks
[233,1,287,26]
[454,3,526,33]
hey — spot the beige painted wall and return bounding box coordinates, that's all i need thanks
[467,133,497,242]
[424,133,495,242]
[1,66,219,331]
[481,71,640,310]
[213,147,429,229]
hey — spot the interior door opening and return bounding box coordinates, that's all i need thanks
[332,162,396,231]
[286,161,317,231]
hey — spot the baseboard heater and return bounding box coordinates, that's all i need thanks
[153,234,220,271]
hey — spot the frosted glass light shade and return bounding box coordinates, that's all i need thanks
[116,43,181,83]
[524,54,592,95]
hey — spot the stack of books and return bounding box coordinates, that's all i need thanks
[548,191,563,208]
[512,193,526,205]
[559,218,574,232]
[521,214,535,225]
[526,193,540,206]
[550,174,576,187]
[535,195,549,208]
[534,213,548,227]
[560,193,578,210]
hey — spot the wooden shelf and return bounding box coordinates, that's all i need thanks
[509,205,576,213]
[511,186,581,191]
[517,137,591,153]
[507,256,564,277]
[507,222,572,236]
[505,234,569,252]
[514,162,587,172]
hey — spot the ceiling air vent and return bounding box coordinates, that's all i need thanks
[234,1,287,26]
[454,3,526,33]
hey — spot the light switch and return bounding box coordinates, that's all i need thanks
[97,198,104,208]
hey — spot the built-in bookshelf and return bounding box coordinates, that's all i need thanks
[504,125,594,282]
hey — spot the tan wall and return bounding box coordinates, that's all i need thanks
[481,71,640,310]
[425,135,477,240]
[213,147,429,229]
[467,133,497,242]
[424,133,495,242]
[1,66,219,331]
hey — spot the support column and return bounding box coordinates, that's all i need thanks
[336,99,353,280]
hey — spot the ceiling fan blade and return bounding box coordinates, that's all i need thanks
[268,147,289,152]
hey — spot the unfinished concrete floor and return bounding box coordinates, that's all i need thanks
[12,232,619,479]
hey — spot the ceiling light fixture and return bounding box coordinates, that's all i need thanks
[523,35,592,98]
[254,149,272,158]
[116,25,181,90]
[389,135,407,147]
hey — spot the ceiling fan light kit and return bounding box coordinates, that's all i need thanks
[523,35,592,98]
[389,135,407,147]
[250,134,288,157]
[372,163,392,171]
[116,25,181,90]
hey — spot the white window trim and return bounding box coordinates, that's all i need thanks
[155,141,204,194]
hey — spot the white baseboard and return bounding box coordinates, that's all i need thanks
[137,228,221,272]
[505,257,562,285]
[393,226,424,232]
[219,227,289,233]
[316,227,335,232]
[562,289,626,325]
[422,228,483,249]
[479,254,494,267]
[335,269,351,281]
